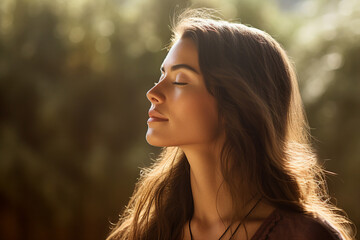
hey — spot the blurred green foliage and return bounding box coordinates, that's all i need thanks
[0,0,358,239]
[290,1,360,236]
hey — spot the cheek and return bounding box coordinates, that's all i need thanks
[176,91,219,138]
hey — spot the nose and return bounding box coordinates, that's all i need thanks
[146,82,165,104]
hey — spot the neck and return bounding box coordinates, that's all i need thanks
[181,138,248,226]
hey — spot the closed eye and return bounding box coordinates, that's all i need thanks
[173,82,188,85]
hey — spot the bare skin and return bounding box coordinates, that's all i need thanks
[146,38,275,240]
[181,137,275,240]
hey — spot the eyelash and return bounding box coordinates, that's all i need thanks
[172,82,188,85]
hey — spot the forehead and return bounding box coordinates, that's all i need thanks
[162,38,199,70]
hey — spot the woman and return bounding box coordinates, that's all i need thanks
[107,9,354,240]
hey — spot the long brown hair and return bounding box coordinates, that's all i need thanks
[107,9,355,240]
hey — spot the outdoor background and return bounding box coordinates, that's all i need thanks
[0,0,359,239]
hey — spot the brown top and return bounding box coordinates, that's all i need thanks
[251,208,343,240]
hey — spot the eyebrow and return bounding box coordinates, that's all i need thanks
[160,64,200,75]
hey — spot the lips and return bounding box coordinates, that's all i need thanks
[148,109,168,122]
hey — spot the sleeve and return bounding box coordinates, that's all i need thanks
[265,211,343,240]
[299,220,343,240]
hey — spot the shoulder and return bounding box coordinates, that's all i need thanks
[258,208,343,240]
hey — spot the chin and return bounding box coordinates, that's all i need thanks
[145,134,181,147]
[146,134,165,147]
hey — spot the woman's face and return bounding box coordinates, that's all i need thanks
[146,37,221,148]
